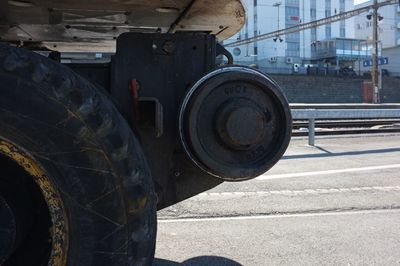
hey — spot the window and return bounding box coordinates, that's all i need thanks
[286,7,299,16]
[233,48,241,56]
[352,40,359,51]
[340,0,345,9]
[285,0,299,6]
[340,28,346,37]
[325,10,331,17]
[286,6,300,26]
[326,25,331,38]
[310,8,317,18]
[325,0,331,9]
[336,39,344,50]
[311,28,317,41]
[286,42,300,57]
[287,32,300,41]
[344,39,352,50]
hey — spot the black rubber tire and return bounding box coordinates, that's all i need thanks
[0,43,157,266]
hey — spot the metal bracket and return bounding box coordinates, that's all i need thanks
[140,97,164,138]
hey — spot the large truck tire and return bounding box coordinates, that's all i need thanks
[0,43,157,266]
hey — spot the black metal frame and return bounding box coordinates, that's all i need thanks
[66,32,292,209]
[69,32,226,209]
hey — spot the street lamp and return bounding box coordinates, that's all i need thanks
[273,36,283,42]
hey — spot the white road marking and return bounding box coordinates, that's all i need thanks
[197,186,400,197]
[256,164,400,180]
[158,208,400,224]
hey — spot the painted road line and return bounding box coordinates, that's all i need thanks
[257,164,400,181]
[197,186,400,197]
[158,208,400,223]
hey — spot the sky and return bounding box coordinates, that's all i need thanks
[354,0,370,4]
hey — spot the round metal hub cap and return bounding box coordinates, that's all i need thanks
[216,102,267,149]
[179,66,292,181]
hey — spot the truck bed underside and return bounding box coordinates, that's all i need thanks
[0,0,245,52]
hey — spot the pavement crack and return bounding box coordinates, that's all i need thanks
[158,205,400,221]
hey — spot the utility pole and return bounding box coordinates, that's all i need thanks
[302,0,305,59]
[273,2,283,42]
[274,2,281,31]
[371,0,380,103]
[253,0,258,64]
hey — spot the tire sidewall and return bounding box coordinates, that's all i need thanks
[0,44,156,266]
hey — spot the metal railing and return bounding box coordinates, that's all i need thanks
[291,105,400,146]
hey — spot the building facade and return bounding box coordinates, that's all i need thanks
[225,0,355,73]
[354,0,400,49]
[353,1,400,77]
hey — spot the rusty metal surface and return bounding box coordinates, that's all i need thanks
[0,0,245,52]
[0,139,68,266]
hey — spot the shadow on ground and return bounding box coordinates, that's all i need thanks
[153,256,243,266]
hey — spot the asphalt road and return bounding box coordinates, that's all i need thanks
[154,134,400,266]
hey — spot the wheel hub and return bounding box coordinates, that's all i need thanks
[216,102,267,149]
